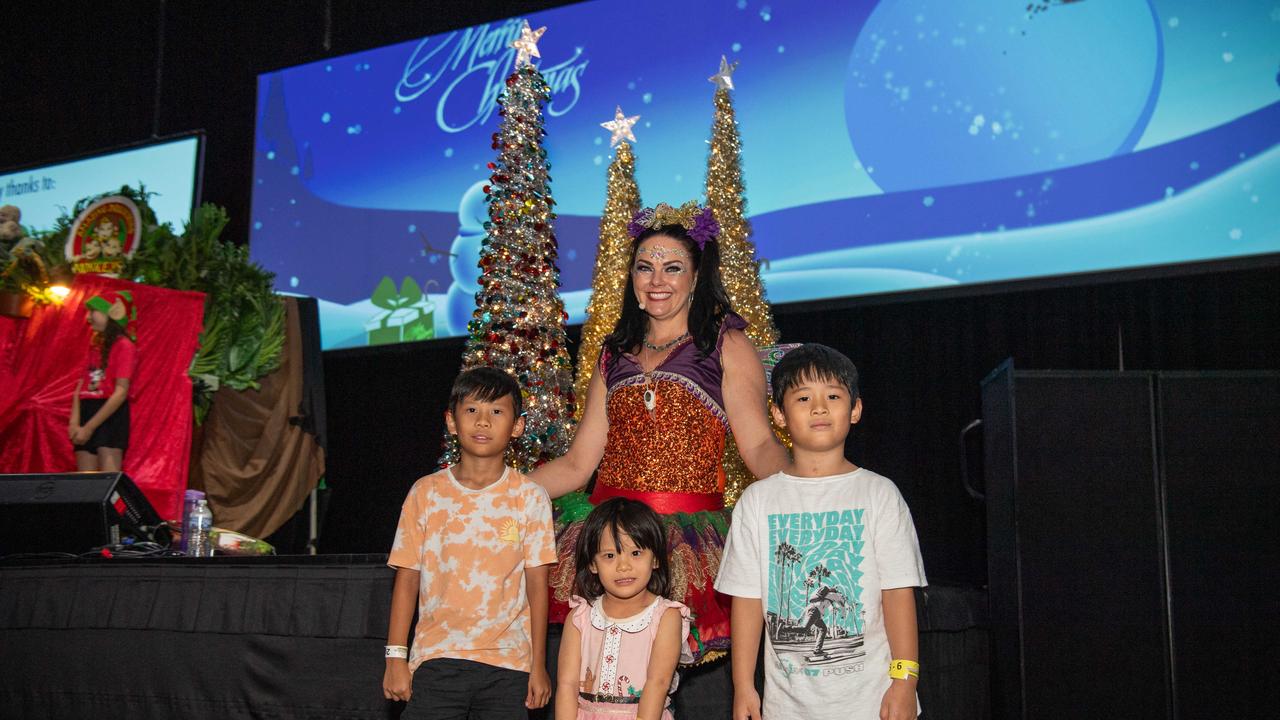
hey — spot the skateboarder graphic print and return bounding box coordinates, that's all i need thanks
[762,513,870,669]
[801,585,852,659]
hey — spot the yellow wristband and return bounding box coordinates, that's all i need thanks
[888,659,919,680]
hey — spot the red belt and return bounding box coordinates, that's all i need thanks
[590,484,724,514]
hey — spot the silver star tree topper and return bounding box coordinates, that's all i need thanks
[510,20,547,68]
[600,106,641,148]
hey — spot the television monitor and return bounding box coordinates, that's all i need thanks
[0,134,203,233]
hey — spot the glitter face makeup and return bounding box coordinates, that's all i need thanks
[634,245,691,265]
[632,235,696,319]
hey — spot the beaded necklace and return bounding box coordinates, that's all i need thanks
[642,331,689,353]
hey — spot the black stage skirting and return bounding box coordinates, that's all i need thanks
[0,555,988,720]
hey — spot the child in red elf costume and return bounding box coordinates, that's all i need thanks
[69,290,137,472]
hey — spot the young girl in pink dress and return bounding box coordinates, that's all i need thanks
[556,498,693,720]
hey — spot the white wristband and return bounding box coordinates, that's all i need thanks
[385,645,409,659]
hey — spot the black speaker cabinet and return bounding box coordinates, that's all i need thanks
[980,363,1278,720]
[0,472,168,556]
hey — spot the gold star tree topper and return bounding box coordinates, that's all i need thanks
[600,106,640,148]
[510,20,547,67]
[708,55,739,91]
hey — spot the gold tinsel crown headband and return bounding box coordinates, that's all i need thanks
[627,201,720,249]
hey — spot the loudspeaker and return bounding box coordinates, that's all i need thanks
[1158,374,1280,717]
[980,364,1279,719]
[0,472,169,556]
[982,366,1168,719]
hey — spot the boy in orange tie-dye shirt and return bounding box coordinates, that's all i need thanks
[383,367,558,720]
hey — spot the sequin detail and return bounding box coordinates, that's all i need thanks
[551,315,746,664]
[608,372,729,429]
[596,382,726,495]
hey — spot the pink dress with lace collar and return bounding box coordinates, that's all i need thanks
[569,595,693,720]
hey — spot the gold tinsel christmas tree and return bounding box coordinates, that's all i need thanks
[440,24,576,471]
[705,56,785,505]
[573,109,642,421]
[705,56,778,348]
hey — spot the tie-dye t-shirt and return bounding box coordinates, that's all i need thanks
[388,466,557,672]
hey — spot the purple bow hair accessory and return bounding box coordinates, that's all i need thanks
[626,207,655,239]
[687,208,720,249]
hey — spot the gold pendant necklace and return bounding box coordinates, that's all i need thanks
[641,330,686,414]
[642,345,657,414]
[643,359,657,414]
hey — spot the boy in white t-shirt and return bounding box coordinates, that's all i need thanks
[716,344,927,720]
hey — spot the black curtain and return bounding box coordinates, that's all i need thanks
[321,264,1279,584]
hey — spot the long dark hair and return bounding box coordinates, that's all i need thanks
[602,224,732,362]
[93,320,125,370]
[573,497,671,600]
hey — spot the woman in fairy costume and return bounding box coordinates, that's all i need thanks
[531,201,787,664]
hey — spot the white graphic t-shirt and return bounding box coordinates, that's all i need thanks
[716,468,927,720]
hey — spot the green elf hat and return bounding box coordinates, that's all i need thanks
[85,289,137,341]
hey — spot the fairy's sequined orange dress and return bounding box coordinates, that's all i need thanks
[551,314,746,663]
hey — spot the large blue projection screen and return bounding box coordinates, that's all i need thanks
[1,136,201,232]
[249,0,1280,350]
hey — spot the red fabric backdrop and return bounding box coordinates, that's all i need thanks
[0,276,205,521]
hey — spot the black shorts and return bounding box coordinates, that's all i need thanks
[74,399,130,453]
[401,658,529,720]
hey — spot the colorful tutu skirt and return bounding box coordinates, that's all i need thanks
[549,490,732,664]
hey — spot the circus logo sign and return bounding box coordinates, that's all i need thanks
[65,196,142,276]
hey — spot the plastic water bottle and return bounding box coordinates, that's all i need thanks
[186,499,214,557]
[180,489,206,553]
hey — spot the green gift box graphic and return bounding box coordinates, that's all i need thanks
[365,276,436,346]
